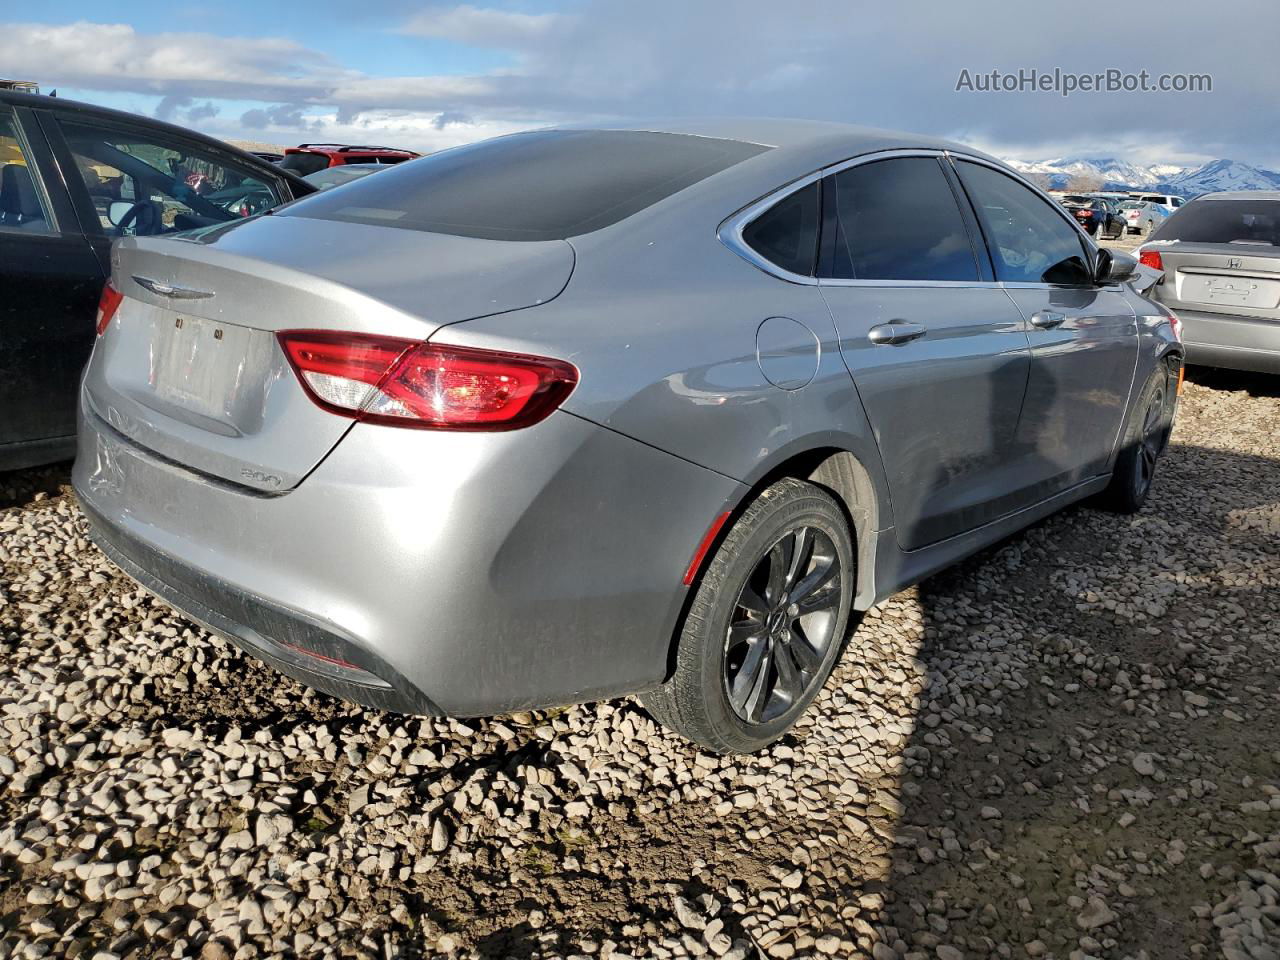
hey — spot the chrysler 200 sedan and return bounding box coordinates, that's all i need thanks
[74,121,1183,753]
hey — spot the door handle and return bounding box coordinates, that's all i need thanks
[1030,310,1066,329]
[868,321,928,345]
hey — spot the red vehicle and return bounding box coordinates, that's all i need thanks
[279,143,420,177]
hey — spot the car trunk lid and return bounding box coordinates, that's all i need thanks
[1151,242,1280,315]
[83,216,574,492]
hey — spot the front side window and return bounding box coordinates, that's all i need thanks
[955,160,1093,286]
[742,180,820,276]
[826,156,979,282]
[0,111,54,234]
[280,129,771,241]
[59,119,284,236]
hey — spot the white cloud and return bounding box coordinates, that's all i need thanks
[9,3,1280,167]
[400,5,568,49]
[0,21,338,102]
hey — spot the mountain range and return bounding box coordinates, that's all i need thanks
[1003,156,1280,197]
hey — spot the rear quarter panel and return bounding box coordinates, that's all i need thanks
[427,189,895,530]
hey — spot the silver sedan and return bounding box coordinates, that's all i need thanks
[1138,190,1280,374]
[75,121,1183,753]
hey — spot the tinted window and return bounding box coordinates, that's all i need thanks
[0,111,54,234]
[742,181,819,276]
[956,161,1092,285]
[280,130,770,241]
[827,157,978,281]
[280,152,330,176]
[60,120,282,235]
[1153,199,1280,245]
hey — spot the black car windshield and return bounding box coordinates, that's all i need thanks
[1155,199,1280,245]
[278,129,771,241]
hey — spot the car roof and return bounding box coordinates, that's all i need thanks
[557,117,999,160]
[288,144,418,155]
[1195,191,1280,201]
[0,89,315,194]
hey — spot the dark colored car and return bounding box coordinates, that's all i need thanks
[248,151,284,164]
[278,144,421,177]
[1061,194,1126,239]
[0,90,315,470]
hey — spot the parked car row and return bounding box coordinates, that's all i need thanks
[1054,192,1186,238]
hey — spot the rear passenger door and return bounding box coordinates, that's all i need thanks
[818,154,1034,551]
[952,159,1137,493]
[0,104,104,460]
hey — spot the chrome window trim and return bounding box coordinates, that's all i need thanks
[719,147,1012,290]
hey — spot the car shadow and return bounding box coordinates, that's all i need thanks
[856,438,1280,957]
[0,459,72,510]
[1185,365,1280,398]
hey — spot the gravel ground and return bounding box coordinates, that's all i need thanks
[1,371,1278,960]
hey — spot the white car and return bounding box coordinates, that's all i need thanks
[1136,193,1186,213]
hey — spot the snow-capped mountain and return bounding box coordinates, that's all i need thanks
[1003,155,1280,196]
[1164,159,1280,196]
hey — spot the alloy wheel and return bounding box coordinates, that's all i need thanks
[722,525,842,725]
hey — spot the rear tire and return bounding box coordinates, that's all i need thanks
[642,478,855,754]
[1096,361,1178,513]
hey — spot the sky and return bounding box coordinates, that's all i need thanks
[5,1,1279,168]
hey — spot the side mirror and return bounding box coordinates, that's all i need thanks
[1094,248,1138,285]
[107,201,133,227]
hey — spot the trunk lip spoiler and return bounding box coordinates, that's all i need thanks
[131,276,215,300]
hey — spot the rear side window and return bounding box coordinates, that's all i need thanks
[826,157,979,281]
[280,130,771,241]
[1153,199,1280,245]
[742,181,820,276]
[280,152,330,176]
[0,110,54,234]
[955,160,1092,285]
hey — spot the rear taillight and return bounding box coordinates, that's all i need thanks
[95,282,123,336]
[1139,250,1164,271]
[277,330,578,431]
[1166,308,1183,342]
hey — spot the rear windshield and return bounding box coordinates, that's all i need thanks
[278,129,771,241]
[1154,199,1280,245]
[279,152,330,176]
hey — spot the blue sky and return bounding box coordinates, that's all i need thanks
[6,1,1280,166]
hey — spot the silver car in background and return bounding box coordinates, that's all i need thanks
[1139,191,1280,374]
[75,121,1183,753]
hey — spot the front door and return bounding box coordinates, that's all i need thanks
[953,159,1137,492]
[818,155,1033,550]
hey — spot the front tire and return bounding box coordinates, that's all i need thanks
[642,478,855,754]
[1097,361,1178,513]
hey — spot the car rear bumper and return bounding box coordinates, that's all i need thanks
[1174,307,1280,374]
[74,400,743,716]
